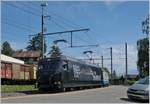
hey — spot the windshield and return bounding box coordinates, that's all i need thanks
[136,76,149,85]
[38,60,60,71]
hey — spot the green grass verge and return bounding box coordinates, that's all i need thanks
[1,85,37,93]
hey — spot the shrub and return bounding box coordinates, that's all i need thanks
[127,80,136,85]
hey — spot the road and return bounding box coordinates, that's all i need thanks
[1,85,145,103]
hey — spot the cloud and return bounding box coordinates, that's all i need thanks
[103,0,126,11]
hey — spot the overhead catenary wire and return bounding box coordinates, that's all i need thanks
[2,17,38,32]
[2,21,37,33]
[26,3,79,28]
[18,2,97,46]
[3,2,102,59]
[51,19,68,30]
[28,2,83,29]
[14,2,91,45]
[4,2,104,46]
[5,2,40,17]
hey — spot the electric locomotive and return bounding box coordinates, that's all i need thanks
[37,55,108,91]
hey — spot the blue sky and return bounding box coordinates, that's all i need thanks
[1,1,149,75]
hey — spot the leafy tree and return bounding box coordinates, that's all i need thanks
[137,37,149,77]
[142,15,149,37]
[137,15,149,77]
[26,34,46,55]
[112,70,118,79]
[48,45,62,58]
[15,49,23,53]
[119,75,124,80]
[1,41,14,56]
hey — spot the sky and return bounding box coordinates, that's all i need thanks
[1,1,149,76]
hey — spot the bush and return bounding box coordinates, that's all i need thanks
[127,80,136,85]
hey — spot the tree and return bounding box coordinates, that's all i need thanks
[48,45,62,58]
[137,15,149,77]
[119,75,125,84]
[112,70,118,79]
[1,41,14,56]
[137,37,149,77]
[142,15,149,37]
[26,34,46,55]
[15,49,23,53]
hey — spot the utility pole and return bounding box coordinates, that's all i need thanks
[110,47,113,84]
[41,3,46,58]
[101,56,103,68]
[125,42,128,85]
[41,2,50,58]
[71,32,73,47]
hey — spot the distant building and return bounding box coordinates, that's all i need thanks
[13,51,41,65]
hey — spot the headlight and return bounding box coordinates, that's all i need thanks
[54,81,61,84]
[54,82,57,84]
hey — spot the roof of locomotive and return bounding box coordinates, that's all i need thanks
[39,55,100,68]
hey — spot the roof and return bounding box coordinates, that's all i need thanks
[39,55,100,68]
[63,55,100,67]
[1,54,24,64]
[13,51,41,58]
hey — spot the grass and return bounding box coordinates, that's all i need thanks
[1,85,37,93]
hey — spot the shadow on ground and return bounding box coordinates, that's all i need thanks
[17,88,84,95]
[17,86,102,95]
[17,90,64,95]
[120,97,149,103]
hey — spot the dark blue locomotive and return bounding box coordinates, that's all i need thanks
[37,55,109,91]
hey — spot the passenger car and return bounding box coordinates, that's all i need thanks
[127,76,149,101]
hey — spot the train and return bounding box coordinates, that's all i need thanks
[37,55,110,91]
[1,54,37,85]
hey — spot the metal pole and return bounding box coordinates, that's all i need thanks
[125,43,128,85]
[110,47,113,84]
[41,5,44,58]
[101,56,103,68]
[71,32,72,47]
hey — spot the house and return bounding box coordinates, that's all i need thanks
[13,51,41,65]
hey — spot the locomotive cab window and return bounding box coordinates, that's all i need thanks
[38,59,60,71]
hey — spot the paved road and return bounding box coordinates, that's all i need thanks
[1,85,146,103]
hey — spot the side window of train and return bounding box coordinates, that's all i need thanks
[63,61,68,71]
